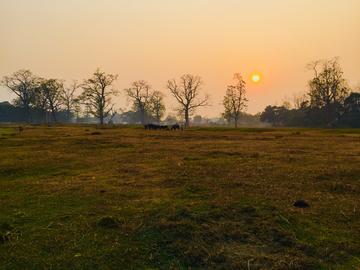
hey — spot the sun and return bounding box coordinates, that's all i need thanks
[252,74,260,82]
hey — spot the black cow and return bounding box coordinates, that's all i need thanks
[148,124,158,130]
[171,124,180,130]
[145,124,169,130]
[159,125,169,130]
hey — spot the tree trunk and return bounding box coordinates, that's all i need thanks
[185,109,189,127]
[25,106,30,123]
[141,109,145,125]
[47,97,58,123]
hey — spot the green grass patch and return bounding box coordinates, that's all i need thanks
[321,128,360,135]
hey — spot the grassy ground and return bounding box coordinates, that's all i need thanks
[1,123,360,269]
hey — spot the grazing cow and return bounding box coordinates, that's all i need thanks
[148,124,158,130]
[159,125,169,130]
[145,124,169,130]
[171,124,180,130]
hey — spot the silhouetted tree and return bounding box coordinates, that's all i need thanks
[150,90,166,123]
[260,106,291,127]
[166,74,211,127]
[292,91,308,109]
[343,92,360,128]
[307,57,348,127]
[221,73,248,127]
[61,80,81,123]
[0,102,20,122]
[40,79,64,123]
[81,69,118,124]
[124,80,154,125]
[1,69,39,123]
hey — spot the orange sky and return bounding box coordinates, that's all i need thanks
[1,0,359,117]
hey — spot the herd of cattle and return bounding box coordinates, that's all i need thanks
[145,124,181,130]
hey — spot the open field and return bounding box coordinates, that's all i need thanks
[1,124,360,269]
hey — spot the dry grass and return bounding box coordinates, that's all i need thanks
[0,123,360,269]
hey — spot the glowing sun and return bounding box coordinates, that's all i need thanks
[252,74,260,82]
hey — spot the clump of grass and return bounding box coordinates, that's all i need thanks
[0,219,15,244]
[98,216,119,228]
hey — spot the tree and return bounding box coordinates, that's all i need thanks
[32,82,49,123]
[192,115,202,126]
[1,69,39,123]
[343,92,360,128]
[81,69,118,125]
[73,101,82,124]
[0,101,21,122]
[282,95,291,109]
[150,91,166,123]
[221,111,233,126]
[118,109,137,124]
[166,74,211,127]
[292,91,308,109]
[61,80,81,123]
[260,106,288,127]
[124,80,153,125]
[40,79,64,123]
[221,73,248,127]
[307,57,348,127]
[163,114,179,125]
[221,90,233,127]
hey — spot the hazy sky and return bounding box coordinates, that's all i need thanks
[1,0,359,117]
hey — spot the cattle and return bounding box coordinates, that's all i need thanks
[171,124,180,130]
[159,125,169,130]
[145,124,169,130]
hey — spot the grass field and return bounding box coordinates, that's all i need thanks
[1,124,360,269]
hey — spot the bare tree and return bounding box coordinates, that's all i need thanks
[306,57,348,127]
[150,90,166,123]
[292,91,308,109]
[81,69,118,125]
[1,69,39,123]
[282,95,292,109]
[166,74,211,126]
[124,80,154,125]
[61,80,82,124]
[221,73,248,127]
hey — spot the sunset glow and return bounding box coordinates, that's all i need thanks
[0,1,359,116]
[252,75,260,82]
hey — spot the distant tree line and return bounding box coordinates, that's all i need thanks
[2,57,357,128]
[0,69,215,125]
[260,57,360,128]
